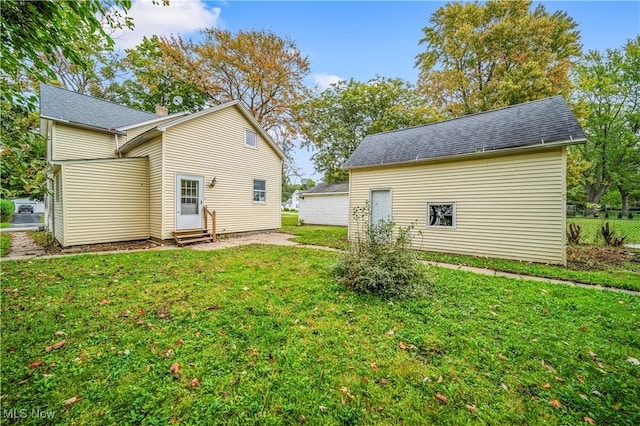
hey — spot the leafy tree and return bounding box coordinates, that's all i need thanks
[107,36,208,114]
[161,29,311,175]
[573,37,640,212]
[0,0,164,200]
[1,0,136,88]
[0,78,47,200]
[416,0,581,115]
[295,77,436,182]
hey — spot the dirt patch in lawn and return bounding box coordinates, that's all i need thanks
[567,246,640,272]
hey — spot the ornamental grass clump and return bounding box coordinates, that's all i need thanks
[333,204,434,299]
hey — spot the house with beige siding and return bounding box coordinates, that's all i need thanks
[40,84,283,247]
[343,96,586,265]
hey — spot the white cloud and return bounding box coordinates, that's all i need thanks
[110,0,221,50]
[313,73,344,91]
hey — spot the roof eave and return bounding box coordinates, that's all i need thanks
[41,115,126,135]
[344,137,586,171]
[116,111,188,131]
[301,191,349,196]
[118,128,163,154]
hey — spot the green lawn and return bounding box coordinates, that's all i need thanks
[417,250,640,292]
[0,233,11,256]
[567,217,640,245]
[1,246,638,425]
[280,213,639,291]
[280,211,348,250]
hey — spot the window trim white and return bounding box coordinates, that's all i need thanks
[244,129,258,149]
[253,179,266,203]
[426,201,456,229]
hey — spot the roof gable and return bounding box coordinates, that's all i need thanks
[120,100,284,159]
[40,83,159,132]
[344,96,586,169]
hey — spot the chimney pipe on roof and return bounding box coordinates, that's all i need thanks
[155,105,168,116]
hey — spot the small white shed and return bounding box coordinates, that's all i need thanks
[299,182,349,226]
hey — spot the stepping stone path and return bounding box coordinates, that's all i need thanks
[5,232,46,259]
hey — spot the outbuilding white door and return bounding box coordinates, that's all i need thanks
[176,175,203,230]
[371,190,391,224]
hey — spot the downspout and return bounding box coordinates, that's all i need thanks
[114,134,122,157]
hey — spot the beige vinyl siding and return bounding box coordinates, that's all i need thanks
[126,138,164,239]
[52,123,117,160]
[349,148,567,265]
[53,172,64,243]
[122,116,179,143]
[160,105,282,239]
[59,158,149,246]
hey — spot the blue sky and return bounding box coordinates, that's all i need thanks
[115,0,640,182]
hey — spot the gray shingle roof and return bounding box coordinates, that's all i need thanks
[40,83,159,132]
[343,96,586,169]
[302,181,349,194]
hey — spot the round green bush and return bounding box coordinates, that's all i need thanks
[0,199,15,222]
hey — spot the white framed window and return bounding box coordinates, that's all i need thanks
[253,179,266,203]
[245,129,257,149]
[427,202,456,228]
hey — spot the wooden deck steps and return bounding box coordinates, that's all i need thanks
[173,229,215,246]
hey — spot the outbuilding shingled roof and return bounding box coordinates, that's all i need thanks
[343,96,586,169]
[40,83,159,132]
[301,181,349,194]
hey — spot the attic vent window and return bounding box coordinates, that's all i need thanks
[245,129,257,149]
[427,202,456,228]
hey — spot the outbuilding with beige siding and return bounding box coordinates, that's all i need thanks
[40,83,283,247]
[344,96,586,265]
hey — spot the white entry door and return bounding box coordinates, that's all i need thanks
[176,175,204,230]
[371,190,391,224]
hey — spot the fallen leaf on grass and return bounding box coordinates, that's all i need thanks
[498,353,507,360]
[163,349,174,359]
[340,387,354,400]
[501,383,508,391]
[543,383,551,389]
[583,416,596,424]
[299,414,306,423]
[626,357,640,365]
[54,331,65,336]
[45,340,66,352]
[175,339,184,347]
[541,360,556,373]
[64,396,82,406]
[318,405,327,412]
[98,299,110,306]
[435,394,448,404]
[189,378,201,387]
[465,404,477,413]
[398,341,407,350]
[380,378,388,385]
[370,362,379,371]
[29,361,43,369]
[550,399,561,409]
[579,394,588,401]
[554,376,565,382]
[170,363,181,374]
[386,330,394,336]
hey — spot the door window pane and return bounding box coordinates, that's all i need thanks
[181,179,199,215]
